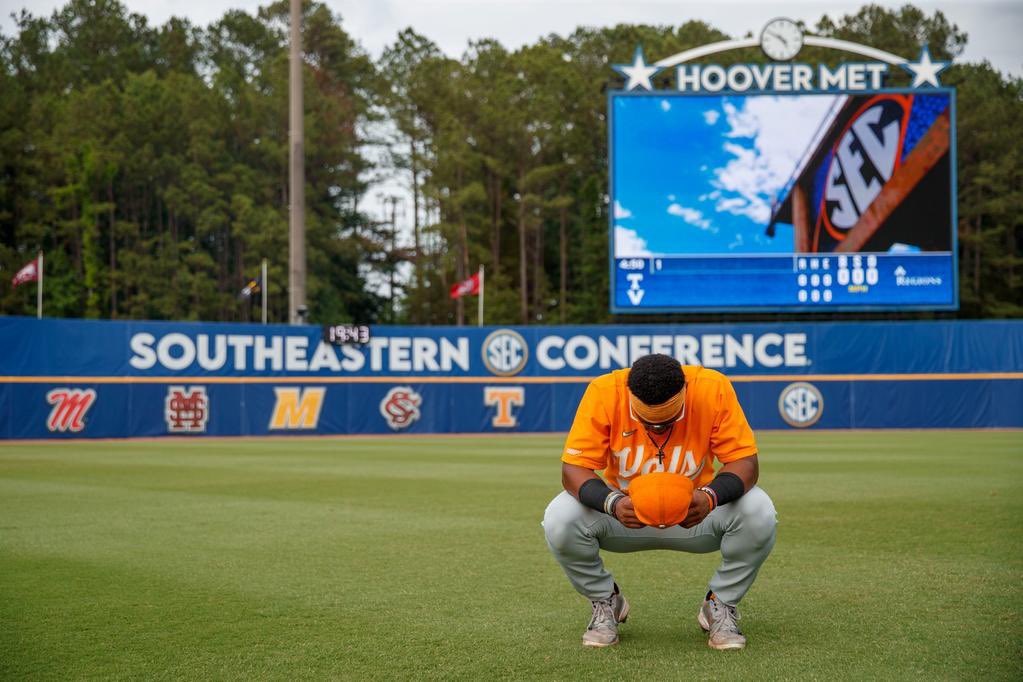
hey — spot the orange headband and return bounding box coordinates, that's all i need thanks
[631,386,685,424]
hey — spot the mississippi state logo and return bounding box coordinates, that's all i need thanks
[778,382,824,428]
[380,386,422,430]
[481,329,528,376]
[46,388,96,433]
[165,386,209,433]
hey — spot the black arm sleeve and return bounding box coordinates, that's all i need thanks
[707,472,745,506]
[578,478,614,512]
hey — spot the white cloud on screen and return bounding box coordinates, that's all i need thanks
[667,203,718,233]
[703,109,720,125]
[613,200,632,219]
[716,196,747,212]
[711,95,839,225]
[661,100,672,112]
[615,226,651,256]
[722,101,759,138]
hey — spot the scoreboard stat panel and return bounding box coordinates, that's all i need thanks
[613,252,955,312]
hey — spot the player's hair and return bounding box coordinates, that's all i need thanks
[628,353,685,405]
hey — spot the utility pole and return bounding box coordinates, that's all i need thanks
[389,196,400,323]
[288,0,306,324]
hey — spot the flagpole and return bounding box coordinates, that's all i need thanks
[261,258,268,325]
[477,264,484,327]
[37,250,43,319]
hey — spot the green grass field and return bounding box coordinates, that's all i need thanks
[2,431,1021,680]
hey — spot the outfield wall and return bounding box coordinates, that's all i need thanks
[1,318,1020,438]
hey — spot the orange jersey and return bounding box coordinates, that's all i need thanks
[561,366,757,490]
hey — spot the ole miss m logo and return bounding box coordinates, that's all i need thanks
[46,388,97,433]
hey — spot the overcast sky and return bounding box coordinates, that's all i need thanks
[1,0,1021,77]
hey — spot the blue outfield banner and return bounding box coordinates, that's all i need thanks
[0,317,1021,438]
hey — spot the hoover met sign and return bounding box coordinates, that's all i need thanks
[612,18,951,93]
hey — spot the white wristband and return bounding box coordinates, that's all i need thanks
[603,491,625,516]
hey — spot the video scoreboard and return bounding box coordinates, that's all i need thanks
[608,90,958,312]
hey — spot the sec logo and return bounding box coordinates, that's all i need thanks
[380,386,422,431]
[778,382,823,428]
[823,95,907,240]
[481,329,528,377]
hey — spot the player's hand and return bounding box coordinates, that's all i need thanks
[680,490,712,528]
[613,496,646,528]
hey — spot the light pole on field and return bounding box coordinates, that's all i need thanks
[288,0,306,325]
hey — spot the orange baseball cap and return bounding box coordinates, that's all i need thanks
[628,472,695,528]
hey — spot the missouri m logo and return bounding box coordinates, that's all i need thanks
[46,388,97,433]
[269,387,325,430]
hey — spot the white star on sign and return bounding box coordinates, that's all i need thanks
[612,47,662,91]
[901,45,950,88]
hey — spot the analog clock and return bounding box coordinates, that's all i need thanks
[760,18,803,61]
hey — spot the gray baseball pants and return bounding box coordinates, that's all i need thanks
[542,486,777,605]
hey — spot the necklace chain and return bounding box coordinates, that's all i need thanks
[645,424,675,464]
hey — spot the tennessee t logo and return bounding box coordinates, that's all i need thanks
[483,387,524,428]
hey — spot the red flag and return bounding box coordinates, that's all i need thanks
[449,272,481,299]
[11,257,39,287]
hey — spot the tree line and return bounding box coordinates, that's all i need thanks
[1,0,1020,324]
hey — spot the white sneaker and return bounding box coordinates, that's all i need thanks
[697,592,746,650]
[582,584,630,647]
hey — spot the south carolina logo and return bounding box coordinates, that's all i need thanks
[778,382,824,428]
[380,386,422,430]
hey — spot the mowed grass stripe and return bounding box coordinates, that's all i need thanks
[1,431,1021,679]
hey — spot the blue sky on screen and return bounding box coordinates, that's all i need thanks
[612,94,840,257]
